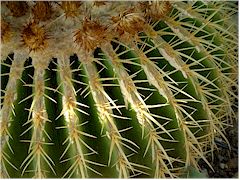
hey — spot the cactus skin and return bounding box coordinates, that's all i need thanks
[0,1,238,178]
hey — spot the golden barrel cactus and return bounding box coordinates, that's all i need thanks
[0,1,238,178]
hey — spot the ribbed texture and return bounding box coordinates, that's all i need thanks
[1,1,237,178]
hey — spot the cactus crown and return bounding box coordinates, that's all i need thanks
[1,1,238,178]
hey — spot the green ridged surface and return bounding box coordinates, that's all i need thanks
[1,1,237,178]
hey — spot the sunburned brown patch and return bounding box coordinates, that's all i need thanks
[21,22,49,52]
[74,19,110,52]
[1,20,12,43]
[60,1,82,18]
[32,2,53,22]
[6,1,28,17]
[93,1,107,7]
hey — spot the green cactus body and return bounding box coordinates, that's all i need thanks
[1,1,238,178]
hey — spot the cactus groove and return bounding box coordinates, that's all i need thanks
[1,1,238,178]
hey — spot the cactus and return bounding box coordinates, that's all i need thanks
[0,1,238,178]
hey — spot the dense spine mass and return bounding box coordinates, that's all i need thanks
[0,1,238,178]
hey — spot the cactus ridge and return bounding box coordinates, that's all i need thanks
[1,1,238,178]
